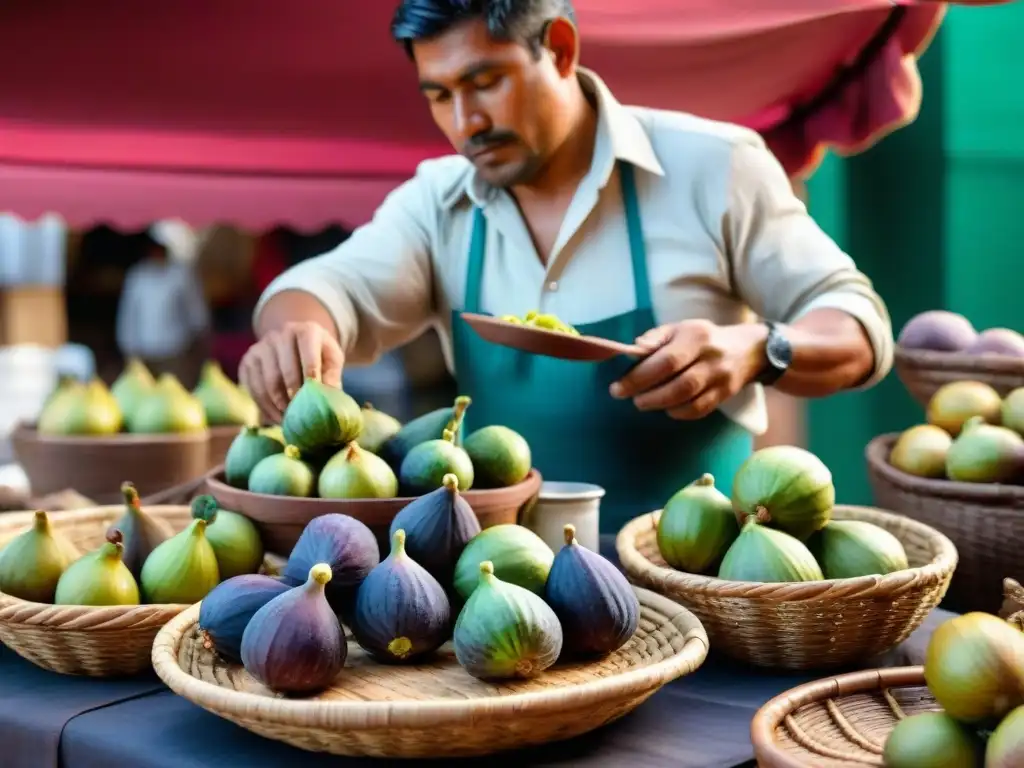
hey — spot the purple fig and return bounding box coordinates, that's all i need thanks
[283,514,380,617]
[965,328,1024,359]
[240,563,345,694]
[350,529,451,664]
[898,311,977,352]
[198,574,292,663]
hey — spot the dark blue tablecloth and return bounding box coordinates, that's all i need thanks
[0,536,952,768]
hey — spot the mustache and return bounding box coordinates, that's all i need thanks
[464,131,519,156]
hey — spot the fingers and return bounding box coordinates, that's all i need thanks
[634,325,672,352]
[239,351,281,424]
[255,340,291,416]
[632,361,714,412]
[319,336,345,389]
[611,338,699,399]
[667,385,730,421]
[275,332,305,400]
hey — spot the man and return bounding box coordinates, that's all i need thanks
[241,0,893,532]
[116,222,211,388]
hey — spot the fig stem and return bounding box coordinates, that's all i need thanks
[309,563,333,586]
[754,505,772,525]
[190,518,209,538]
[479,560,495,578]
[392,528,407,554]
[121,482,141,511]
[283,444,302,461]
[445,395,473,437]
[346,442,360,459]
[563,523,577,546]
[695,473,715,487]
[32,510,50,532]
[363,402,375,410]
[442,473,459,492]
[442,428,455,443]
[106,527,124,546]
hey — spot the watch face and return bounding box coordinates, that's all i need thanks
[766,329,792,370]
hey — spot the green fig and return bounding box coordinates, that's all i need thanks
[193,360,260,427]
[379,396,470,470]
[453,524,554,600]
[454,560,563,680]
[190,495,264,579]
[139,518,220,604]
[247,445,317,497]
[927,380,1003,436]
[945,416,1024,484]
[224,426,285,488]
[463,425,532,488]
[987,704,1024,767]
[0,510,80,602]
[112,481,174,581]
[130,373,207,434]
[889,424,953,479]
[318,442,398,499]
[111,357,155,429]
[357,402,402,454]
[38,378,123,436]
[399,412,475,496]
[54,528,140,606]
[883,711,982,768]
[657,473,739,574]
[281,378,362,457]
[1003,388,1024,437]
[808,519,908,579]
[40,374,80,413]
[718,517,823,583]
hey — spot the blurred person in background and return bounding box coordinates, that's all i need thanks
[240,0,892,532]
[115,221,211,388]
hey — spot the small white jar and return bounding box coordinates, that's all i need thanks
[523,481,605,553]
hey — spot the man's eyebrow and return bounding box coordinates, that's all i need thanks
[418,61,505,92]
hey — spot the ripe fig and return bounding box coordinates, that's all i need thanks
[281,378,363,457]
[357,402,402,454]
[317,442,398,499]
[224,426,284,489]
[139,518,220,604]
[241,563,346,694]
[112,481,174,581]
[657,473,738,574]
[190,495,264,579]
[453,524,554,600]
[198,573,292,663]
[54,528,140,606]
[0,510,80,603]
[718,518,823,583]
[247,445,317,497]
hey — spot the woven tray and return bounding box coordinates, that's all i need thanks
[751,666,935,767]
[866,433,1024,614]
[0,505,283,677]
[894,346,1024,407]
[151,588,709,758]
[616,505,957,670]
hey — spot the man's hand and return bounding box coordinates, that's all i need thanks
[610,320,767,420]
[239,322,345,423]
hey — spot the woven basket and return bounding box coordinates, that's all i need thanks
[751,666,936,767]
[866,433,1024,614]
[616,506,957,670]
[151,588,709,758]
[894,346,1024,407]
[0,505,284,677]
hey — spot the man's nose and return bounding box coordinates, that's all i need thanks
[453,95,489,141]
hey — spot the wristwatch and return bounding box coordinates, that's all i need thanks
[755,320,792,387]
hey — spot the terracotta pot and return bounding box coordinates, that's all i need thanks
[11,423,210,505]
[204,467,543,556]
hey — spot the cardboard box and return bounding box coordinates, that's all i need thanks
[0,286,68,348]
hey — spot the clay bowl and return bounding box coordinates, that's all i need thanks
[207,425,242,469]
[460,313,647,362]
[11,422,211,505]
[204,467,543,555]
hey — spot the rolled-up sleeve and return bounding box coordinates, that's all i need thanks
[253,171,437,366]
[724,138,894,388]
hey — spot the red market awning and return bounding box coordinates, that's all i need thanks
[0,1,999,232]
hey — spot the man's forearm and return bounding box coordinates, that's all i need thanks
[255,290,342,342]
[740,308,878,398]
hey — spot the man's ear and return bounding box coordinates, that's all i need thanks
[542,16,580,76]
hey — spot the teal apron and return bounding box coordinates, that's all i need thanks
[450,162,754,533]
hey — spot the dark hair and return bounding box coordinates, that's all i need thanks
[391,0,576,58]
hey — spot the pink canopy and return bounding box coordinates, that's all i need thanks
[0,1,1000,231]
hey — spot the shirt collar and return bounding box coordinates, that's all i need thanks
[440,67,664,210]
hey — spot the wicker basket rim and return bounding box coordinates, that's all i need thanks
[0,505,213,623]
[894,346,1024,375]
[12,422,210,446]
[615,505,958,601]
[749,665,925,768]
[867,433,1024,502]
[151,588,710,725]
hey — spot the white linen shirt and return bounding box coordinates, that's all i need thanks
[255,68,893,436]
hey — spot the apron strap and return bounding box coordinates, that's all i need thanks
[618,162,652,312]
[464,207,487,313]
[463,164,650,314]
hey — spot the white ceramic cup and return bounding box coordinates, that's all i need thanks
[523,481,605,553]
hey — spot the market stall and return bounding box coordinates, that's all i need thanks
[1,2,1022,768]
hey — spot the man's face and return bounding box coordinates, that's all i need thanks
[412,18,569,188]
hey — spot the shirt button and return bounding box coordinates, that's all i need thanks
[547,281,559,292]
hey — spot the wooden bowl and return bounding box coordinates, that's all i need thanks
[204,467,544,555]
[751,666,936,767]
[11,423,211,504]
[894,346,1024,407]
[460,313,646,361]
[152,588,708,758]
